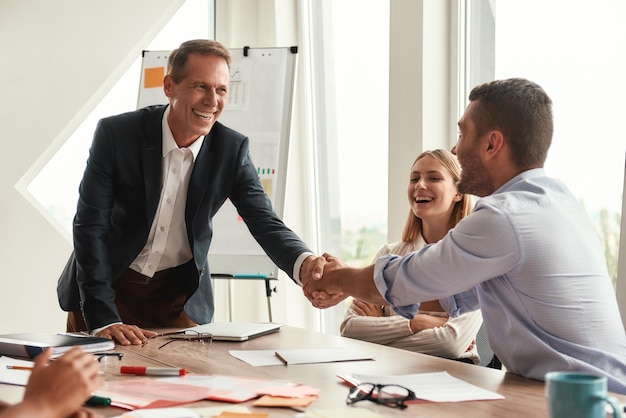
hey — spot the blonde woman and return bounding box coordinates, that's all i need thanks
[340,149,483,363]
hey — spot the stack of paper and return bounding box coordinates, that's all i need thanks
[94,378,219,410]
[160,374,306,403]
[93,374,314,409]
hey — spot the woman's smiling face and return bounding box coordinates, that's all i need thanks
[407,154,461,223]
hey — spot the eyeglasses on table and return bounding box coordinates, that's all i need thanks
[94,352,123,375]
[346,382,417,410]
[94,352,123,362]
[142,330,213,350]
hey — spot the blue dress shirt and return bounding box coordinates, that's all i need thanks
[374,169,626,394]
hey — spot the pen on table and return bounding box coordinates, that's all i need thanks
[85,395,111,407]
[5,366,33,371]
[120,366,187,376]
[274,352,288,366]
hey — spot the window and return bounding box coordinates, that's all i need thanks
[27,0,213,238]
[331,2,390,267]
[465,0,625,287]
[306,0,390,332]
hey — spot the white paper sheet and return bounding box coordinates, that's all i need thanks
[230,347,373,367]
[0,356,33,386]
[229,349,285,366]
[275,348,374,365]
[345,371,504,402]
[113,405,250,417]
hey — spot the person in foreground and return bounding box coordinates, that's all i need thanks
[57,39,324,346]
[307,78,626,393]
[340,149,483,364]
[0,347,102,418]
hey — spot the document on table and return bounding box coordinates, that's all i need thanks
[0,356,33,385]
[230,347,373,367]
[93,378,218,410]
[274,347,373,365]
[229,349,284,366]
[159,374,299,403]
[341,371,504,402]
[112,405,251,417]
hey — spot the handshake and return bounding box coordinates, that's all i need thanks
[299,253,387,308]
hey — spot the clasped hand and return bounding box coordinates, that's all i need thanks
[299,253,349,308]
[97,253,352,346]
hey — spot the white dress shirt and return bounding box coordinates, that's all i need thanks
[129,107,203,277]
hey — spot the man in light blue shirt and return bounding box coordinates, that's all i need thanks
[306,78,626,394]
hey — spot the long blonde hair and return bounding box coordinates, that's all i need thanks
[401,149,473,242]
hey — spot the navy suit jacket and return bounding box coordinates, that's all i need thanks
[57,105,310,330]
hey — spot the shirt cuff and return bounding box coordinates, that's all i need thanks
[373,255,419,319]
[292,251,315,286]
[91,322,122,336]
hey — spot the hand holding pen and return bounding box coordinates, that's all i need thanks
[4,347,103,418]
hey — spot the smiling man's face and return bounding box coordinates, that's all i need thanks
[164,53,229,147]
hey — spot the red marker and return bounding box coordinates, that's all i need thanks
[120,366,187,376]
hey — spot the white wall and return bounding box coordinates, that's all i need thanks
[0,0,184,333]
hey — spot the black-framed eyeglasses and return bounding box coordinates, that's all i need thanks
[346,383,416,410]
[142,330,213,350]
[94,352,123,362]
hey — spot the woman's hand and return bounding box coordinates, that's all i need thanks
[351,299,385,317]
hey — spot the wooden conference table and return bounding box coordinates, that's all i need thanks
[2,325,625,417]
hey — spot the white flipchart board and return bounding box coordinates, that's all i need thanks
[138,46,298,278]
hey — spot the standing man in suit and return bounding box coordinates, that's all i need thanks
[57,39,323,345]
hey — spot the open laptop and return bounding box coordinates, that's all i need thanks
[178,322,281,342]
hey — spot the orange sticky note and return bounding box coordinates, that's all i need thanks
[144,67,165,88]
